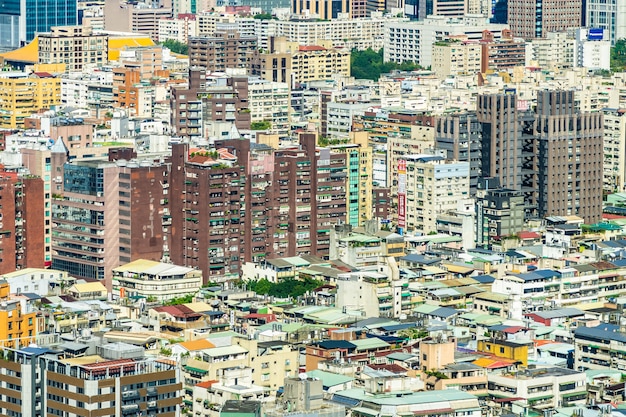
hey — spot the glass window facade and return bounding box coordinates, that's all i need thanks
[24,0,77,42]
[63,164,104,196]
[0,14,19,51]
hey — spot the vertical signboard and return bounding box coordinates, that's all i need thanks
[397,159,406,235]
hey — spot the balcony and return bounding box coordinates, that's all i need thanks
[121,404,140,415]
[122,390,140,400]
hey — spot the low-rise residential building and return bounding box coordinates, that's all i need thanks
[336,273,413,318]
[0,280,39,348]
[66,281,108,300]
[424,363,487,396]
[574,323,626,371]
[0,268,71,297]
[192,367,266,416]
[487,367,587,409]
[112,259,203,302]
[477,339,530,366]
[330,389,481,417]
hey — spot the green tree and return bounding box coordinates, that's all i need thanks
[351,48,421,81]
[253,13,275,19]
[246,277,323,298]
[164,293,195,305]
[252,278,273,295]
[250,120,271,130]
[161,39,189,55]
[611,39,626,72]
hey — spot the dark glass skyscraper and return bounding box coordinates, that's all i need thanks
[23,0,77,42]
[0,0,77,50]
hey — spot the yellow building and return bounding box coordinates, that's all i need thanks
[0,69,61,128]
[0,34,155,67]
[0,281,38,348]
[352,132,374,226]
[252,37,350,86]
[477,339,529,366]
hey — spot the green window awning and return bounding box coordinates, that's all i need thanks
[184,366,208,374]
[562,391,587,398]
[530,395,553,401]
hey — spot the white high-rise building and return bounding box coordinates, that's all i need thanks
[247,78,290,137]
[573,28,611,70]
[586,0,626,46]
[403,154,470,234]
[603,108,626,193]
[158,15,198,43]
[384,15,508,67]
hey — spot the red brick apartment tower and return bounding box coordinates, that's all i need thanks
[118,164,170,264]
[169,143,244,285]
[270,133,348,258]
[0,171,44,274]
[215,139,274,265]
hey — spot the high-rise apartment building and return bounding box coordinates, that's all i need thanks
[170,67,206,140]
[0,170,45,275]
[535,90,603,223]
[188,30,257,72]
[170,68,251,139]
[51,150,169,289]
[268,134,349,257]
[436,111,482,196]
[169,143,244,284]
[602,108,626,193]
[477,93,529,192]
[508,0,582,39]
[292,0,350,19]
[0,71,61,129]
[184,134,352,273]
[38,26,108,71]
[403,155,470,234]
[476,90,603,223]
[104,0,172,40]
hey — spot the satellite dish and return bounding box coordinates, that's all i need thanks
[298,373,308,380]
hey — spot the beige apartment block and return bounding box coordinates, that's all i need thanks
[432,38,482,78]
[38,26,108,71]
